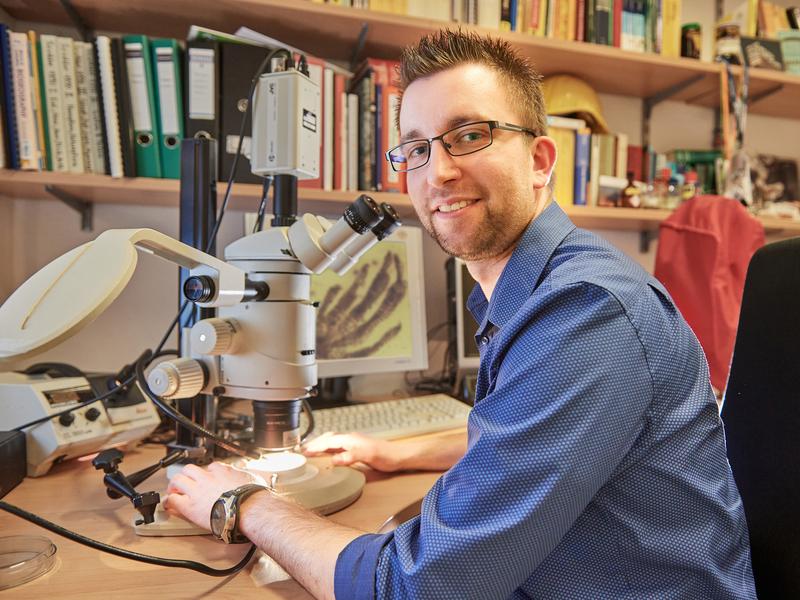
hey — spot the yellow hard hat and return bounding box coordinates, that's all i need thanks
[542,74,609,134]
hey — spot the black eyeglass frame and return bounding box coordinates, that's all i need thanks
[385,120,539,173]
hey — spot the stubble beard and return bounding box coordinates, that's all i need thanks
[423,192,533,261]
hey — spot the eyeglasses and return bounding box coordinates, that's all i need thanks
[385,120,538,173]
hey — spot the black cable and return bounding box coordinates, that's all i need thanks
[134,350,259,460]
[300,397,315,443]
[0,500,256,577]
[12,350,180,432]
[253,176,274,233]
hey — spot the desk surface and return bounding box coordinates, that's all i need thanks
[1,443,443,599]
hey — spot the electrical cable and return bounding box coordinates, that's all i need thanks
[300,397,315,442]
[134,350,260,460]
[13,350,179,431]
[0,500,257,577]
[253,176,274,233]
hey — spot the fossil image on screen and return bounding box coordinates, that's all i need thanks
[312,242,412,359]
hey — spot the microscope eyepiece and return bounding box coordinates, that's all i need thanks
[183,275,216,303]
[372,203,402,240]
[342,195,382,235]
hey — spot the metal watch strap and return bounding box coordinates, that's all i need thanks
[223,483,268,544]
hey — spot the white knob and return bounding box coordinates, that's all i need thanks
[191,318,239,355]
[147,358,205,399]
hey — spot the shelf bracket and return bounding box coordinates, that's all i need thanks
[45,185,93,231]
[641,74,706,179]
[59,0,94,42]
[639,230,658,253]
[349,23,369,72]
[749,84,783,106]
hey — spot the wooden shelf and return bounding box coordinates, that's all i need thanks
[3,170,799,239]
[3,0,800,119]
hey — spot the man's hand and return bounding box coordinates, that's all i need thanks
[303,430,468,473]
[303,432,404,472]
[163,462,259,531]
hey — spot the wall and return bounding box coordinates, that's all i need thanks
[2,3,798,395]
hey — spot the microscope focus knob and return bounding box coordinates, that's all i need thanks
[146,358,206,399]
[190,318,239,355]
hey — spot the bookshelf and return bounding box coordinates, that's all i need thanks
[2,0,800,119]
[0,0,799,238]
[3,170,799,239]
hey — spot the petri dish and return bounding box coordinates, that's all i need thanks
[0,535,57,590]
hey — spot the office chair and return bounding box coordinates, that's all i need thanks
[722,236,800,598]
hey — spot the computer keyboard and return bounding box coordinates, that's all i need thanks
[301,394,472,440]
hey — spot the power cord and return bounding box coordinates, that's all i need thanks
[0,500,256,577]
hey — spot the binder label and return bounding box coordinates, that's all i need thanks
[155,48,180,135]
[125,43,153,131]
[188,47,215,121]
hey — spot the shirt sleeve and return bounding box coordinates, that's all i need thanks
[361,282,655,599]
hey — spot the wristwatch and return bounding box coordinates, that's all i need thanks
[210,483,267,544]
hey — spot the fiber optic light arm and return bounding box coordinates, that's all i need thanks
[0,228,247,362]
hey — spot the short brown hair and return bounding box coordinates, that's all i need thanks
[396,28,547,137]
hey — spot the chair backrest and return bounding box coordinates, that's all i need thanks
[722,236,800,598]
[654,195,764,390]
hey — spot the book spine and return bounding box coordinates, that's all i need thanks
[9,31,39,169]
[82,42,107,174]
[74,40,95,173]
[58,36,85,173]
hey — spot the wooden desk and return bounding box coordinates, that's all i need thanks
[1,443,443,599]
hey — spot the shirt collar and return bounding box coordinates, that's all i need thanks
[466,202,576,329]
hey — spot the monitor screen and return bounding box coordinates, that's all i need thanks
[313,226,428,378]
[243,212,429,379]
[454,258,481,370]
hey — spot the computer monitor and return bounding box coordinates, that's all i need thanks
[313,225,428,378]
[452,258,481,370]
[243,214,429,380]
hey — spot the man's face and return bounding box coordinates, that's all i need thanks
[399,63,541,261]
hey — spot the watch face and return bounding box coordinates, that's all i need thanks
[210,499,227,538]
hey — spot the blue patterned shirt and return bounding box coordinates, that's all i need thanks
[335,203,755,599]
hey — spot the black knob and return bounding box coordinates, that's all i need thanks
[59,413,75,427]
[85,407,102,421]
[183,275,215,303]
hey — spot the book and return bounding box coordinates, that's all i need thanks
[615,132,628,179]
[779,29,800,74]
[28,31,48,171]
[549,126,576,206]
[151,38,184,179]
[58,36,85,173]
[123,35,162,177]
[661,0,681,58]
[9,31,40,170]
[74,40,96,173]
[80,42,106,175]
[1,24,20,169]
[40,35,68,171]
[741,36,784,70]
[574,128,591,205]
[110,36,137,177]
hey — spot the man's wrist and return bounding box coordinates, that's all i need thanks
[238,487,273,540]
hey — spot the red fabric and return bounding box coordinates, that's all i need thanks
[654,196,765,390]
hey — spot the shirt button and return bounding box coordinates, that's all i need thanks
[480,335,490,345]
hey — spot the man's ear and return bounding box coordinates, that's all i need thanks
[530,136,557,190]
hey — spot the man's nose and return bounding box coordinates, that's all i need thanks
[426,140,460,188]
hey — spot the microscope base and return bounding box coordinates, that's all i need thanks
[133,457,364,536]
[278,460,365,516]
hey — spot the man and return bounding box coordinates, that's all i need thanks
[165,29,756,599]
